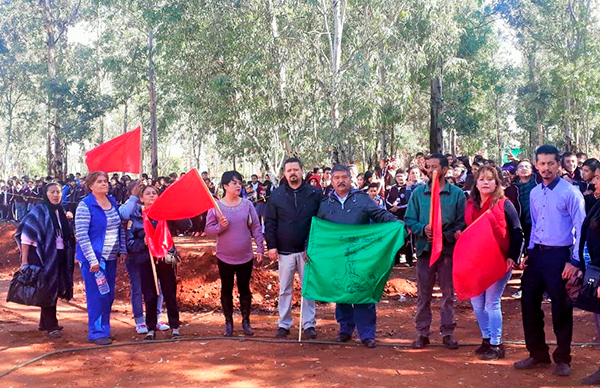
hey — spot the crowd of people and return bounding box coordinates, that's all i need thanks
[7,145,600,384]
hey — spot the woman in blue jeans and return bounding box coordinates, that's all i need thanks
[457,166,523,360]
[75,171,127,346]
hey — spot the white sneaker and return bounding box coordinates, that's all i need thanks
[136,324,149,334]
[157,321,170,331]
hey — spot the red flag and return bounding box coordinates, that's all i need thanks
[453,211,506,300]
[85,127,141,173]
[142,208,173,258]
[429,170,443,266]
[147,168,217,220]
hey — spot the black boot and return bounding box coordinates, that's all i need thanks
[221,293,234,336]
[223,321,233,337]
[240,295,254,336]
[475,338,491,355]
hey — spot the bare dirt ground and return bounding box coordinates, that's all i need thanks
[1,222,600,388]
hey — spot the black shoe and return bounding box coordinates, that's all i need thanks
[275,327,290,338]
[143,330,155,341]
[514,357,551,370]
[336,333,352,343]
[553,362,571,377]
[475,338,491,355]
[480,344,505,360]
[582,368,600,385]
[224,321,233,337]
[442,335,459,350]
[242,319,254,336]
[94,337,113,346]
[362,338,377,348]
[411,335,430,349]
[304,327,317,340]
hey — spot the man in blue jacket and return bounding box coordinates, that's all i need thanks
[316,164,398,348]
[265,157,324,340]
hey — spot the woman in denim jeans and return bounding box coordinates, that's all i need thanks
[456,166,524,360]
[120,180,169,334]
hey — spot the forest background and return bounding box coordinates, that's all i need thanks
[0,0,599,179]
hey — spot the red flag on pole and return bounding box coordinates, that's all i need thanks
[429,170,443,266]
[142,208,173,258]
[453,211,506,300]
[85,127,141,173]
[147,168,220,220]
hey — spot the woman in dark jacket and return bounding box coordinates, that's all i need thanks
[580,167,600,385]
[15,183,75,339]
[119,183,180,340]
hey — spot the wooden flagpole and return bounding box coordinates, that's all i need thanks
[139,125,143,180]
[461,209,492,234]
[192,168,224,218]
[298,295,304,342]
[148,250,160,295]
[429,170,438,225]
[142,205,160,295]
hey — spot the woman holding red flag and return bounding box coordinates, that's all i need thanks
[119,183,180,341]
[205,171,264,337]
[457,166,523,360]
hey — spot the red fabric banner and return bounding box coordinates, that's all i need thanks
[429,171,443,266]
[142,209,173,258]
[147,168,216,220]
[85,127,141,173]
[453,211,507,300]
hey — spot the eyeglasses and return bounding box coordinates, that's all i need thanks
[517,166,532,170]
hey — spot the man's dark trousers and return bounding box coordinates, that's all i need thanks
[521,245,573,364]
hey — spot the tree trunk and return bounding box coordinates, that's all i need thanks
[3,103,13,177]
[564,95,573,151]
[328,0,346,163]
[41,0,59,177]
[123,100,128,133]
[148,26,158,179]
[429,76,443,154]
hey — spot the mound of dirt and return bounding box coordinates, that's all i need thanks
[0,223,19,269]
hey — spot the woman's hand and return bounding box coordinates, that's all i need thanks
[131,180,145,198]
[454,230,463,240]
[219,216,229,229]
[255,253,263,265]
[506,259,515,272]
[65,211,74,220]
[89,263,100,273]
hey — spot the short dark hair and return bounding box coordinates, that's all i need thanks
[221,170,243,189]
[283,157,303,170]
[583,158,600,172]
[323,167,331,172]
[416,152,425,157]
[367,182,379,190]
[251,174,258,179]
[535,144,560,162]
[562,151,576,160]
[331,164,351,176]
[576,152,588,159]
[396,168,407,175]
[427,153,449,168]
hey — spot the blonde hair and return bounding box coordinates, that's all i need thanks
[470,165,505,209]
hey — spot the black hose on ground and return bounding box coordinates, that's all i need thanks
[1,335,599,379]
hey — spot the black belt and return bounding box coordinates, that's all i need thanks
[535,244,569,251]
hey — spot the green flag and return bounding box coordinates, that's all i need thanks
[303,217,406,304]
